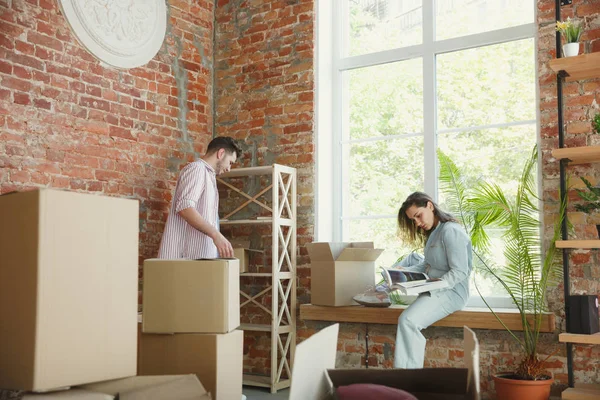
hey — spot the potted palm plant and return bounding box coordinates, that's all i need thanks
[439,145,565,400]
[574,176,600,239]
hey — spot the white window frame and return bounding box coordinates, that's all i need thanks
[316,1,540,308]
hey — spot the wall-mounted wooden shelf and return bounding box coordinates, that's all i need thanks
[559,332,600,345]
[549,52,600,81]
[556,240,600,249]
[552,146,600,165]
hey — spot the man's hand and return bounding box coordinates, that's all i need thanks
[178,208,234,258]
[213,232,234,258]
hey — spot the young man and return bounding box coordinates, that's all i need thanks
[158,136,242,259]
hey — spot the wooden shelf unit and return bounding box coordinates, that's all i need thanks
[218,164,297,394]
[552,146,600,165]
[548,52,600,81]
[549,10,600,394]
[559,332,600,345]
[556,240,600,249]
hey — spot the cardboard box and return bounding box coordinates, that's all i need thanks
[22,375,210,400]
[307,242,384,306]
[231,241,263,274]
[138,328,243,400]
[288,324,480,400]
[0,189,139,391]
[142,259,240,334]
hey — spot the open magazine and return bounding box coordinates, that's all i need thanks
[381,268,448,295]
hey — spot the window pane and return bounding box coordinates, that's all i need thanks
[344,0,423,57]
[438,124,538,297]
[347,58,423,141]
[346,217,417,269]
[438,125,537,194]
[435,0,534,41]
[344,137,424,217]
[437,39,536,130]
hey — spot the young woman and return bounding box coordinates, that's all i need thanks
[394,191,472,368]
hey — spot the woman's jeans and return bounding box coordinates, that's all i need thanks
[394,289,466,368]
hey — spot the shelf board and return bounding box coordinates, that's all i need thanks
[300,304,555,332]
[241,272,293,279]
[556,240,600,249]
[552,146,600,165]
[559,332,600,345]
[239,323,293,333]
[243,374,291,390]
[562,384,600,400]
[220,218,292,226]
[549,52,600,81]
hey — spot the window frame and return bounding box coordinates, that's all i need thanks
[316,1,540,308]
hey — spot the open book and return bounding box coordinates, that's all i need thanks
[381,268,448,295]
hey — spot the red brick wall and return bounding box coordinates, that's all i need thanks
[0,0,215,266]
[213,0,315,378]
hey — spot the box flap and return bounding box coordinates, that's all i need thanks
[464,326,480,400]
[337,248,384,262]
[348,242,375,249]
[78,375,208,399]
[120,375,210,400]
[22,389,114,399]
[289,324,339,400]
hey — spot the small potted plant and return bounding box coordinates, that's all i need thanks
[556,17,583,57]
[574,177,600,239]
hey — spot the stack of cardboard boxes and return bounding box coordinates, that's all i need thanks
[307,242,384,306]
[0,189,211,398]
[140,258,243,400]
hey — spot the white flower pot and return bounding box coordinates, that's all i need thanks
[563,42,580,57]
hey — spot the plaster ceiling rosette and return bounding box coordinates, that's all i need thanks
[59,0,167,68]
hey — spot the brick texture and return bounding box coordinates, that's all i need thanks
[214,0,315,381]
[0,0,214,270]
[2,0,599,398]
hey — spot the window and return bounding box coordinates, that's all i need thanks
[317,0,537,305]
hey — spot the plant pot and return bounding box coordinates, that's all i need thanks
[493,374,553,400]
[563,42,580,57]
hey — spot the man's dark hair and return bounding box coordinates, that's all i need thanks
[206,136,242,158]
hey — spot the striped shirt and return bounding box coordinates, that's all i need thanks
[158,159,219,259]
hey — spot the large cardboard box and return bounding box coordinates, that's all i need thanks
[22,375,210,400]
[138,328,243,400]
[0,189,139,391]
[289,324,480,400]
[142,259,240,334]
[307,242,384,306]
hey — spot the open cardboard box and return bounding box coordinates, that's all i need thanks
[307,242,384,306]
[289,324,480,400]
[22,375,210,399]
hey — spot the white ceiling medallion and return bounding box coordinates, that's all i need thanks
[59,0,167,69]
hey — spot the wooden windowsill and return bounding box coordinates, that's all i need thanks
[300,304,556,332]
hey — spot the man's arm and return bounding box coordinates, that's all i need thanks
[178,208,234,258]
